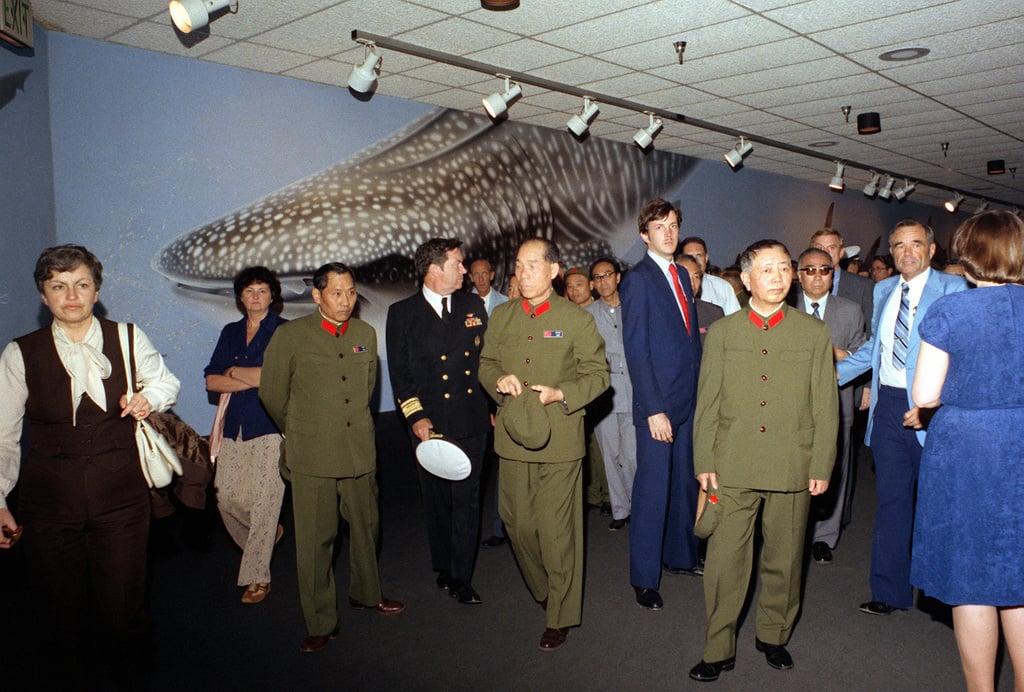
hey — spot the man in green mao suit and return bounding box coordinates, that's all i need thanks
[689,241,838,682]
[479,238,609,653]
[260,263,404,654]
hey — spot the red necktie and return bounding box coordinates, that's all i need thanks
[668,264,692,335]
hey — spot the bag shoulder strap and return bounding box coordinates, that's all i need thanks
[117,322,138,396]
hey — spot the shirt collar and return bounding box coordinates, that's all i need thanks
[802,293,829,313]
[522,298,551,317]
[748,306,785,330]
[318,310,349,337]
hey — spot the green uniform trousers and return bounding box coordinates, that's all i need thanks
[703,486,810,661]
[291,470,382,636]
[499,458,584,629]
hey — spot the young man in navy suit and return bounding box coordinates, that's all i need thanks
[621,198,703,610]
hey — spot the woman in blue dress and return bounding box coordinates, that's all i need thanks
[912,210,1024,692]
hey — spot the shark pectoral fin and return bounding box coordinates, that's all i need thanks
[280,278,309,296]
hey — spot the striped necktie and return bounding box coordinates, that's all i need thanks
[811,302,821,319]
[892,283,910,369]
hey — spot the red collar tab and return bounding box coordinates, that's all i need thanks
[321,319,349,337]
[522,299,551,317]
[748,309,785,331]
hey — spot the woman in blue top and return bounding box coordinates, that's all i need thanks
[205,267,287,604]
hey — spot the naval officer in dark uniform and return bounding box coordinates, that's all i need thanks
[386,238,490,605]
[479,238,609,652]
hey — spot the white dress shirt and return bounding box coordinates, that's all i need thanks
[700,274,741,315]
[878,269,931,389]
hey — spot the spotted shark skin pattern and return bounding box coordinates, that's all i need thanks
[152,108,697,292]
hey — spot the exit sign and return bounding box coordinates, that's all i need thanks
[2,0,33,48]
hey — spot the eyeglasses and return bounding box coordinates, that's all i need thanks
[798,266,834,276]
[592,271,617,281]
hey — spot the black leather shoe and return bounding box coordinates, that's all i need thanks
[664,564,704,577]
[600,502,612,517]
[449,582,482,605]
[539,627,569,651]
[755,638,794,670]
[812,541,833,564]
[436,572,453,590]
[300,630,338,653]
[634,587,663,610]
[859,600,899,615]
[688,657,736,682]
[609,517,629,531]
[481,535,508,548]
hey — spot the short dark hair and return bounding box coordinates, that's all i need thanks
[414,238,462,279]
[739,240,790,273]
[679,236,707,253]
[589,256,621,276]
[797,248,833,266]
[637,198,679,234]
[872,254,895,271]
[34,244,103,291]
[674,252,701,269]
[233,266,283,314]
[890,218,934,245]
[950,210,1024,284]
[522,237,561,265]
[312,262,354,291]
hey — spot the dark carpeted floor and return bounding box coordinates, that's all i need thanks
[1,412,1015,690]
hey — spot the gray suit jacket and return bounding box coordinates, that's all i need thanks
[799,292,867,424]
[834,270,874,336]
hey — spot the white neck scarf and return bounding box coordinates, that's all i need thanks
[52,319,111,425]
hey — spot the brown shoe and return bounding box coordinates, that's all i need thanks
[539,627,569,651]
[300,631,337,653]
[241,582,270,604]
[348,596,405,615]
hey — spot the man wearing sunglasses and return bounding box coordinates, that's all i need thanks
[794,248,867,565]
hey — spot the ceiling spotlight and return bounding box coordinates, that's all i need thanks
[973,200,989,214]
[828,161,846,191]
[941,142,949,158]
[841,105,851,123]
[348,40,381,94]
[857,112,881,135]
[724,137,754,169]
[567,97,599,137]
[482,75,522,120]
[863,171,881,196]
[944,192,964,213]
[878,175,896,200]
[893,179,916,201]
[169,0,236,34]
[481,0,520,9]
[674,40,687,64]
[987,159,1005,175]
[633,112,663,150]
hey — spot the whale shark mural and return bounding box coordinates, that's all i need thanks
[152,107,698,298]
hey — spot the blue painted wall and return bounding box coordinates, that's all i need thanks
[0,30,56,344]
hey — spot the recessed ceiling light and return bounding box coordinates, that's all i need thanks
[879,47,930,62]
[808,141,837,148]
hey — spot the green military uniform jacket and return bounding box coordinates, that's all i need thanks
[259,311,378,478]
[479,295,609,462]
[693,305,838,490]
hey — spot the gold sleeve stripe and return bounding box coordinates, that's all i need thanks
[399,397,424,418]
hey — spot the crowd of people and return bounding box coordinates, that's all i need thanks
[1,206,1021,690]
